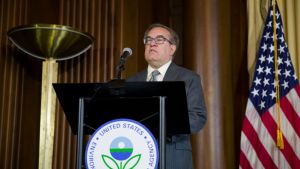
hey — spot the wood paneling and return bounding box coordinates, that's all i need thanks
[184,0,247,168]
[0,0,42,168]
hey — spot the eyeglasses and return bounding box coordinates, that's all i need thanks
[143,36,173,45]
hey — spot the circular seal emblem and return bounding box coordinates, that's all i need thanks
[85,118,159,169]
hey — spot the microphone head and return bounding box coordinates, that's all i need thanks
[123,47,132,56]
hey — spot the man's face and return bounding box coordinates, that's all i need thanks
[144,27,176,69]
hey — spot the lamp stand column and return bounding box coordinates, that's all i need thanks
[38,59,58,169]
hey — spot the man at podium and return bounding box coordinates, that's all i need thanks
[127,23,207,169]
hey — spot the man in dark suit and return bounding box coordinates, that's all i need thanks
[126,23,207,169]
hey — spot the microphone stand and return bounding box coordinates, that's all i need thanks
[89,53,127,104]
[115,57,126,80]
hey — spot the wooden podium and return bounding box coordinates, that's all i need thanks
[53,80,191,169]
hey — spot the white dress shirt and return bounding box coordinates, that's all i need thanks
[147,60,172,81]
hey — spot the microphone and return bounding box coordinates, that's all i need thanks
[115,47,133,80]
[120,47,132,60]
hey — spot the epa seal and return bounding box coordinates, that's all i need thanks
[85,118,159,169]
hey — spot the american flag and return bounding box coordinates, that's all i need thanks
[239,2,300,169]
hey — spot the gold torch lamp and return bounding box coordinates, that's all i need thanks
[7,24,94,169]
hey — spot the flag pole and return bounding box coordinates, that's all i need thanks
[272,0,284,149]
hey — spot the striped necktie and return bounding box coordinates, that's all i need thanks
[149,70,160,81]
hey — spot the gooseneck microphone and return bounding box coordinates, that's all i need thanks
[115,47,132,80]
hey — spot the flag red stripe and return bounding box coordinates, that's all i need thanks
[294,84,300,97]
[242,117,278,169]
[239,149,253,169]
[280,96,300,137]
[261,111,300,167]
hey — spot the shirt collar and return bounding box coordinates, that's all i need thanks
[147,60,172,81]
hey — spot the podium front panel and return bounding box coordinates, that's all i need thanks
[53,81,191,136]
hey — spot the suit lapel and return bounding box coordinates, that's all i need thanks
[140,70,148,81]
[163,62,178,81]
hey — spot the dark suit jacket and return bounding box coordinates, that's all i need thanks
[126,62,207,169]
